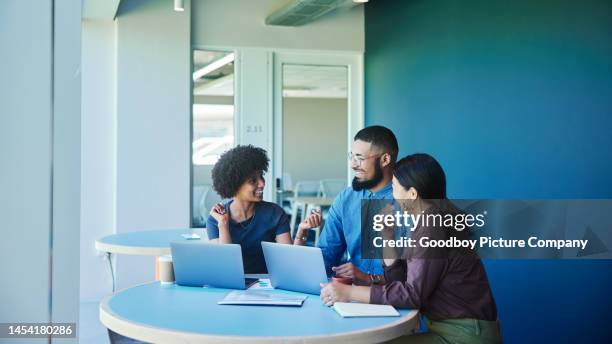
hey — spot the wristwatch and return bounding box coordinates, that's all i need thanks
[369,273,382,285]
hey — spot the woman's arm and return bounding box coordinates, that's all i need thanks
[382,226,400,267]
[210,203,232,244]
[381,258,407,284]
[378,211,407,283]
[217,222,232,244]
[293,210,322,245]
[350,286,371,303]
[370,229,447,308]
[381,204,400,266]
[320,283,371,305]
[370,258,445,308]
[275,232,292,244]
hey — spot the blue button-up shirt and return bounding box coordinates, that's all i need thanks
[317,182,393,276]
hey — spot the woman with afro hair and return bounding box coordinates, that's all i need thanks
[206,145,320,273]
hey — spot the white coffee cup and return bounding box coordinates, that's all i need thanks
[159,255,175,284]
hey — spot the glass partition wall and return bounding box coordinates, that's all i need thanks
[191,49,235,227]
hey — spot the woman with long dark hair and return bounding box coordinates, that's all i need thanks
[320,153,501,343]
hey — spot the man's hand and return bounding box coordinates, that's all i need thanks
[331,262,369,283]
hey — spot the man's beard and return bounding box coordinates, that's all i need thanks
[352,162,384,191]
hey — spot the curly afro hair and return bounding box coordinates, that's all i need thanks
[211,145,269,198]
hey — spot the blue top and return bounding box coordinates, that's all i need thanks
[318,183,393,275]
[207,201,290,274]
[103,282,416,338]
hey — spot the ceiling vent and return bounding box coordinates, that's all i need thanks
[265,0,360,27]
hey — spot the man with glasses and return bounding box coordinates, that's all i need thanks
[295,125,399,285]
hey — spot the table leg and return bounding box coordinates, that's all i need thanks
[106,252,116,293]
[303,203,311,222]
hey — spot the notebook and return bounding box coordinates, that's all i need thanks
[218,290,308,306]
[332,302,400,317]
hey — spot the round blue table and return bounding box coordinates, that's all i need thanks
[100,282,420,343]
[95,228,207,256]
[95,229,207,292]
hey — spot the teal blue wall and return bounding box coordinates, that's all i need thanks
[365,0,612,342]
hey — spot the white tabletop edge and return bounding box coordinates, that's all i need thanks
[95,240,171,256]
[99,283,420,344]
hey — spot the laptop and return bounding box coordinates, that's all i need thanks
[261,242,328,295]
[170,242,257,289]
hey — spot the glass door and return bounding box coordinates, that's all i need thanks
[191,49,235,227]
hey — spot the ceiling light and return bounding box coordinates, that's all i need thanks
[174,0,184,12]
[353,0,369,3]
[193,53,235,81]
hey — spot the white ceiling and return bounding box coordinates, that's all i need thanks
[82,0,121,20]
[283,64,347,98]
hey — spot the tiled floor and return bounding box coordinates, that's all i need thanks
[79,301,109,344]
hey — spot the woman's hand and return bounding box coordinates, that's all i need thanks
[297,209,322,232]
[211,203,232,244]
[294,209,322,244]
[210,203,229,225]
[320,282,352,306]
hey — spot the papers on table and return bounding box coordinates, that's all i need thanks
[181,233,201,240]
[218,290,307,307]
[332,302,400,317]
[247,278,273,290]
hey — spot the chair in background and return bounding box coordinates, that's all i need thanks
[282,172,294,192]
[192,185,208,227]
[199,186,223,226]
[280,172,294,214]
[192,184,223,227]
[319,179,347,199]
[289,180,322,237]
[316,179,348,240]
[294,180,321,197]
